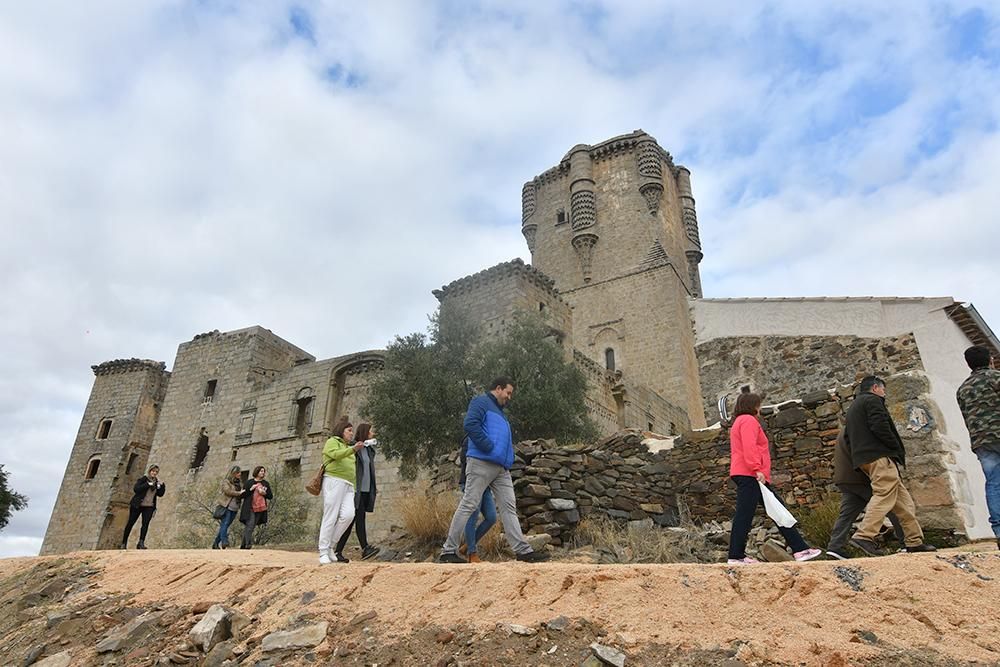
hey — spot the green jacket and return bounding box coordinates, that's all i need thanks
[323,436,356,485]
[957,368,1000,451]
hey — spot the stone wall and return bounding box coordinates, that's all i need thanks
[696,333,923,424]
[41,360,169,554]
[426,370,963,548]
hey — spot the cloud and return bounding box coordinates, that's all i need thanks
[1,1,999,556]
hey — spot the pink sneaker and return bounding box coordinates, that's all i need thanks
[794,548,822,562]
[726,557,760,565]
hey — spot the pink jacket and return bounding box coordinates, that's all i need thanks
[729,414,771,482]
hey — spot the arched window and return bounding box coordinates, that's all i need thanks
[605,348,616,371]
[85,457,101,480]
[96,418,113,440]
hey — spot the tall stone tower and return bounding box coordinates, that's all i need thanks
[521,130,706,427]
[41,359,169,554]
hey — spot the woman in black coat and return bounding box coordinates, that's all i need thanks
[239,465,273,549]
[121,464,165,549]
[334,423,380,561]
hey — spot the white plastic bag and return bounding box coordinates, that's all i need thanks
[758,482,798,528]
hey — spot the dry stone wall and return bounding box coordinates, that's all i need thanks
[427,370,963,547]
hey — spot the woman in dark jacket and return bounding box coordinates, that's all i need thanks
[239,465,273,549]
[334,422,380,561]
[121,464,165,549]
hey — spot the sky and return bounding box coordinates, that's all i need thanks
[1,1,999,557]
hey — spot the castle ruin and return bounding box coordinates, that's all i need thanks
[42,130,1000,554]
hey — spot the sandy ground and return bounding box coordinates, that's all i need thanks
[2,546,999,666]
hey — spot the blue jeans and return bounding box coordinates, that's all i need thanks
[461,485,496,554]
[728,476,809,559]
[214,508,237,547]
[975,448,1000,538]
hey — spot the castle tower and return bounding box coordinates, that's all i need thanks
[41,359,169,554]
[521,130,707,427]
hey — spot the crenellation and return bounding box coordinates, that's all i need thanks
[45,130,995,552]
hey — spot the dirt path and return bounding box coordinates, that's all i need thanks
[2,548,999,666]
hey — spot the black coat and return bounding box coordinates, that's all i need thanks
[354,446,377,513]
[129,476,165,510]
[845,392,906,469]
[239,479,273,525]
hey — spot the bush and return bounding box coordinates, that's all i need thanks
[794,492,841,549]
[568,515,722,563]
[397,484,508,560]
[173,471,314,549]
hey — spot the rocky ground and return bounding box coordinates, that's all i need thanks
[2,547,999,667]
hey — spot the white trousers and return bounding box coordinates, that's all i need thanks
[318,475,356,553]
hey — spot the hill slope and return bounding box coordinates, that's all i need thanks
[1,548,999,666]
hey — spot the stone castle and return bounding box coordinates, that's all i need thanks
[42,130,1000,554]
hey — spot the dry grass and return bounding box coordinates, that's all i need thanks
[794,493,841,549]
[397,484,511,560]
[568,514,721,563]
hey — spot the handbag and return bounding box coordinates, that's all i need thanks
[212,504,227,521]
[758,482,798,528]
[305,462,325,496]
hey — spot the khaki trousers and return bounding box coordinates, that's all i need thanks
[853,457,923,546]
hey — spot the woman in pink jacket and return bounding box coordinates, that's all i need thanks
[727,392,822,565]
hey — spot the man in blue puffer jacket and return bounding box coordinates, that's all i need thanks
[439,377,550,563]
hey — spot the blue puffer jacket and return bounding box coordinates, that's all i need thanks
[464,393,514,469]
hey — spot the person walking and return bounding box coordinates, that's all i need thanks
[457,444,496,563]
[121,464,165,549]
[439,377,549,563]
[239,466,273,549]
[846,376,936,556]
[726,392,822,565]
[956,346,1000,549]
[318,416,364,564]
[334,422,381,561]
[213,465,243,550]
[825,430,903,559]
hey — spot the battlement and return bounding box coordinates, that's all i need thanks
[91,359,167,376]
[432,258,567,306]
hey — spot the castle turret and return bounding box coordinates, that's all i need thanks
[520,130,707,427]
[41,359,169,554]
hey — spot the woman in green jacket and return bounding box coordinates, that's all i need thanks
[318,416,364,564]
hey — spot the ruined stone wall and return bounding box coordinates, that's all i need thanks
[696,333,923,424]
[41,360,169,554]
[426,371,963,547]
[665,371,961,530]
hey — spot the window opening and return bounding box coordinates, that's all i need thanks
[291,387,315,436]
[556,209,566,224]
[85,458,101,480]
[605,348,616,371]
[231,449,238,461]
[538,302,545,312]
[203,379,218,404]
[284,458,302,476]
[97,419,113,440]
[191,429,209,468]
[125,452,139,475]
[647,422,654,432]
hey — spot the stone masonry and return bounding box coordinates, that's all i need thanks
[43,130,993,553]
[42,360,169,554]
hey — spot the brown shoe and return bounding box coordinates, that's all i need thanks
[468,553,481,563]
[458,544,467,557]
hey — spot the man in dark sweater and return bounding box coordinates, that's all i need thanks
[846,376,935,556]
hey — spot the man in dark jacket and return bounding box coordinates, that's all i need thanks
[825,430,903,559]
[956,346,1000,548]
[846,376,935,556]
[439,377,549,563]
